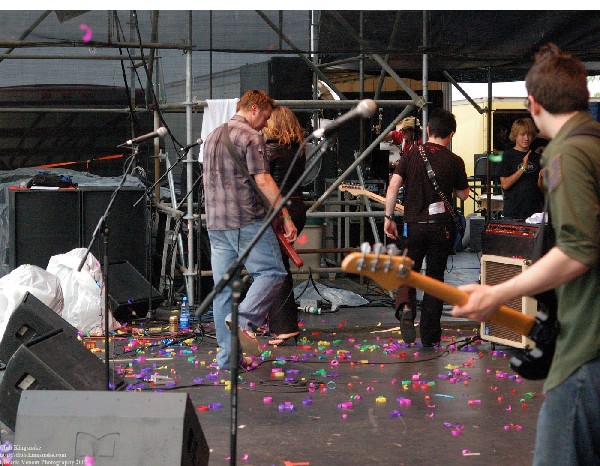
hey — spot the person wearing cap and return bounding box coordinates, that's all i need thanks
[384,116,422,155]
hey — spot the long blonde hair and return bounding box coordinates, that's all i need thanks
[263,106,304,145]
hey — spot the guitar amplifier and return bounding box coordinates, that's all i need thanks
[481,221,539,259]
[480,254,537,349]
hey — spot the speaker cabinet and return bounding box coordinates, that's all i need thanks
[107,260,162,321]
[0,292,78,364]
[9,188,81,270]
[81,187,148,276]
[7,187,148,277]
[15,391,209,466]
[480,254,537,348]
[0,328,125,430]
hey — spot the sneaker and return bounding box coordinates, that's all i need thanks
[399,304,416,344]
[226,320,262,356]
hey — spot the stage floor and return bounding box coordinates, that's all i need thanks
[1,251,545,465]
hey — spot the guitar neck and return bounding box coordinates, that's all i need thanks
[340,252,536,337]
[407,271,535,336]
[340,186,404,213]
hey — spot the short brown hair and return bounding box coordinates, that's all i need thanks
[525,43,589,114]
[509,118,538,142]
[237,89,276,112]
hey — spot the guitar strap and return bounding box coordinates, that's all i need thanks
[220,123,273,213]
[417,144,464,235]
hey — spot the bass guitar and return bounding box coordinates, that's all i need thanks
[341,246,558,380]
[339,183,404,215]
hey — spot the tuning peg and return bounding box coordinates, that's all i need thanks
[383,244,399,273]
[358,242,371,271]
[386,244,400,256]
[371,243,384,272]
[360,242,371,254]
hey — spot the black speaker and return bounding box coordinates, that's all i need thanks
[15,391,209,466]
[0,329,125,431]
[0,292,78,365]
[240,57,312,127]
[81,187,148,276]
[7,187,149,279]
[9,188,81,270]
[107,260,163,321]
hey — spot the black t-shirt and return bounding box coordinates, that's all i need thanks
[394,142,469,223]
[499,147,544,219]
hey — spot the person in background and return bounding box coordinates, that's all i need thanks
[262,106,307,346]
[383,108,469,347]
[452,43,600,466]
[499,118,544,220]
[384,116,422,157]
[202,90,297,370]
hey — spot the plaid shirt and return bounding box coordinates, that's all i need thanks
[202,115,270,230]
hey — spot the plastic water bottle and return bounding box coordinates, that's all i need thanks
[179,296,190,330]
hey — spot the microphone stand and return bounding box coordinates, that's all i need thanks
[133,140,202,208]
[78,144,142,390]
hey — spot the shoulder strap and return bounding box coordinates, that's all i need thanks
[418,145,464,234]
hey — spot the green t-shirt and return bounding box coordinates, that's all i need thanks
[541,111,600,392]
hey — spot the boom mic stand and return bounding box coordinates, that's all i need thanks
[77,143,144,390]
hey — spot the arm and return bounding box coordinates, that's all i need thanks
[500,150,531,190]
[455,187,470,202]
[452,247,589,322]
[254,172,297,242]
[384,173,403,240]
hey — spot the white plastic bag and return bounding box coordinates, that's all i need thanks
[0,264,64,342]
[46,248,120,334]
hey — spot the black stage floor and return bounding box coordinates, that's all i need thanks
[0,251,544,465]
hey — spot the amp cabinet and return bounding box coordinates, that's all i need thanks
[480,254,537,348]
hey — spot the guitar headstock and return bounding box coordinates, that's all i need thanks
[341,242,414,290]
[338,183,365,197]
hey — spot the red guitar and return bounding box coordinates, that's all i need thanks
[272,220,303,268]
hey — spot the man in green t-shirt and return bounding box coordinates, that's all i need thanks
[452,43,600,465]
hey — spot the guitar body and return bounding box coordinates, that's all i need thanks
[272,220,303,268]
[508,291,558,380]
[341,249,558,380]
[450,210,466,254]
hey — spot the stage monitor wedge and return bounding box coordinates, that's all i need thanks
[0,292,78,365]
[0,329,125,431]
[15,391,210,466]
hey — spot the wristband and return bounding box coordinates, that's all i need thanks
[518,164,526,172]
[282,215,292,222]
[384,214,395,220]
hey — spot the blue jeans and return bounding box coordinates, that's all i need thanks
[533,356,600,465]
[208,221,287,370]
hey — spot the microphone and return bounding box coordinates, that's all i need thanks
[179,138,203,151]
[312,99,377,138]
[125,127,168,145]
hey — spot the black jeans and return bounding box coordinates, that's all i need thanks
[267,198,307,335]
[394,222,452,345]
